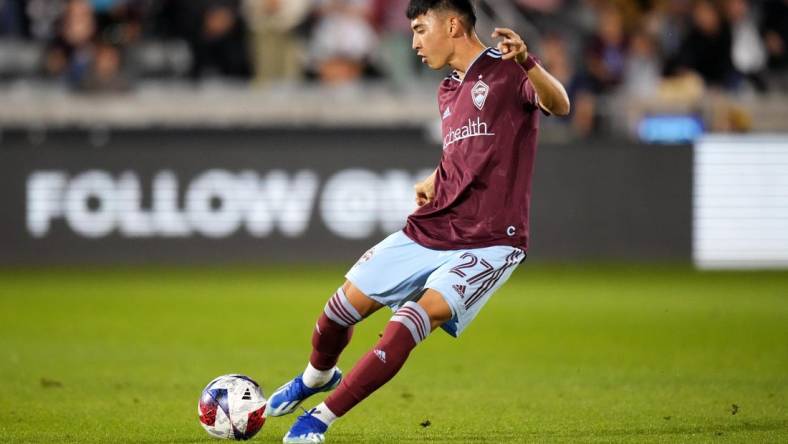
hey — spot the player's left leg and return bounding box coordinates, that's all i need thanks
[282,290,451,443]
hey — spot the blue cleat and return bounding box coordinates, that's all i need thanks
[282,408,329,444]
[265,369,342,417]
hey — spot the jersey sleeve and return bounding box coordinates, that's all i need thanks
[520,76,540,111]
[518,63,551,116]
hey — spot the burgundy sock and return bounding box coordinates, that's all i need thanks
[324,302,431,417]
[310,288,363,370]
[310,313,354,370]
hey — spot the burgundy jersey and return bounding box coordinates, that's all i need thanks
[403,47,544,251]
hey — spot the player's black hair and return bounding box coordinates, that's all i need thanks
[406,0,477,30]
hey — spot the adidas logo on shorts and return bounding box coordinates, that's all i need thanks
[453,284,466,298]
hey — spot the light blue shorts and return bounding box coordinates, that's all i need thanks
[345,230,526,338]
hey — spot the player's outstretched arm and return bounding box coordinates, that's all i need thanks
[492,28,571,116]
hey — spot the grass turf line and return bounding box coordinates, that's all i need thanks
[0,264,786,443]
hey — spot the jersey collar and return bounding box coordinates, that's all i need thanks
[451,47,493,83]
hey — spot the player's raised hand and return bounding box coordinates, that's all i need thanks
[492,28,528,64]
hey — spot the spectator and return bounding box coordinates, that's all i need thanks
[583,4,628,93]
[676,0,735,89]
[41,0,135,92]
[761,0,788,90]
[371,0,417,91]
[0,0,26,37]
[163,0,252,81]
[623,29,661,98]
[644,0,691,62]
[572,4,628,136]
[90,0,145,47]
[44,0,96,86]
[541,32,574,89]
[26,0,65,41]
[726,0,767,91]
[243,0,311,84]
[80,40,129,91]
[309,0,377,86]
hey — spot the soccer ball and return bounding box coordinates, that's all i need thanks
[198,374,267,440]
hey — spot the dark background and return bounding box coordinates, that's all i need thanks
[0,128,691,264]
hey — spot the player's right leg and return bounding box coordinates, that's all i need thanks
[265,282,383,417]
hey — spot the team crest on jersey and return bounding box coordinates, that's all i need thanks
[358,248,374,264]
[471,80,490,110]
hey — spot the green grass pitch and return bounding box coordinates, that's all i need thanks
[1,264,787,443]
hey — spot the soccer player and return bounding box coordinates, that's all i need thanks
[268,1,570,442]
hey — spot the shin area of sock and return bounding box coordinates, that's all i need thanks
[323,319,420,417]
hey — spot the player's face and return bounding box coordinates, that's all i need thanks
[411,11,454,70]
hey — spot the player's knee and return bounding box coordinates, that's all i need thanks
[417,289,453,330]
[341,281,382,318]
[390,301,431,345]
[322,287,363,328]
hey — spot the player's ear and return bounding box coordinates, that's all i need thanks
[448,16,463,38]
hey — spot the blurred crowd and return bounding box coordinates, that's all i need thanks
[526,0,788,134]
[0,0,417,89]
[0,0,786,134]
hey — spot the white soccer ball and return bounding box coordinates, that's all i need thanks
[198,374,267,440]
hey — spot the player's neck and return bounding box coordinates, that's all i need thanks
[449,36,487,80]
